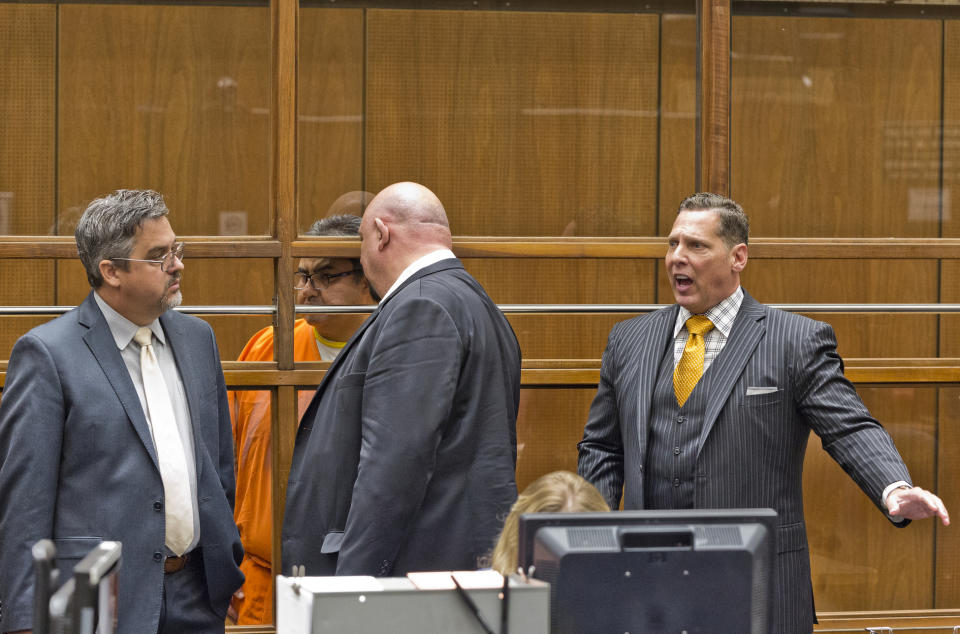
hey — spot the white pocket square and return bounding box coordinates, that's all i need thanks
[745,386,778,396]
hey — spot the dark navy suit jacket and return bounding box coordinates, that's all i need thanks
[282,259,521,577]
[0,292,244,632]
[578,290,912,633]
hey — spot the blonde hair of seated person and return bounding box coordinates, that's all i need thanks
[491,470,610,576]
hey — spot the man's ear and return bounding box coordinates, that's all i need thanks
[731,243,748,273]
[98,259,122,288]
[374,217,389,251]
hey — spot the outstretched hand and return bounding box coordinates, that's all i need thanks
[886,486,950,525]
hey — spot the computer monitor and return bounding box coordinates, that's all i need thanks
[517,508,777,634]
[49,541,121,634]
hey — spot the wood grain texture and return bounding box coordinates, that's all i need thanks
[365,9,660,237]
[803,387,937,611]
[58,4,271,237]
[935,388,960,608]
[697,0,730,195]
[943,22,960,239]
[463,257,657,359]
[659,14,698,226]
[731,16,942,238]
[298,8,365,233]
[0,4,55,236]
[515,388,597,492]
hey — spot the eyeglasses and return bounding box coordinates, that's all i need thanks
[294,268,362,291]
[111,242,185,273]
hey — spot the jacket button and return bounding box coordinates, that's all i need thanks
[676,415,685,424]
[154,501,163,511]
[153,551,163,562]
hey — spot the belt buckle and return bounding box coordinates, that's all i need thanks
[164,553,188,574]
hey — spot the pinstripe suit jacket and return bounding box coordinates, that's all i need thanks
[578,290,912,632]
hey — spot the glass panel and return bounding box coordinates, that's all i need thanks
[297,7,696,236]
[298,8,365,228]
[0,5,55,234]
[803,386,938,611]
[55,4,271,236]
[731,15,943,237]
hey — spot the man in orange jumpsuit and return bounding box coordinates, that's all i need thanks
[229,212,377,623]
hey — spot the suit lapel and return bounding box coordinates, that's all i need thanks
[298,303,383,427]
[634,306,678,461]
[298,258,461,427]
[696,291,766,458]
[78,293,160,468]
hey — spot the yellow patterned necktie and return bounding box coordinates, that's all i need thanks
[673,315,715,407]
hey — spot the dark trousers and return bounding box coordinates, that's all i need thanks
[159,551,224,634]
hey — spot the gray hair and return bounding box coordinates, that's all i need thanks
[305,214,362,238]
[305,214,365,284]
[677,192,749,247]
[75,189,170,288]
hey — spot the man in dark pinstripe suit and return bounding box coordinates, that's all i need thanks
[578,192,949,633]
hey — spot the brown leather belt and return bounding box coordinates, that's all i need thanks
[164,553,189,573]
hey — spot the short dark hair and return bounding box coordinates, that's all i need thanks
[75,189,169,288]
[677,192,749,247]
[305,214,364,281]
[305,214,362,238]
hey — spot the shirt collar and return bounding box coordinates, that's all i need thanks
[673,286,743,338]
[93,291,165,350]
[378,248,456,305]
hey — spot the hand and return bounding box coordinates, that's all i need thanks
[886,486,950,525]
[226,588,244,624]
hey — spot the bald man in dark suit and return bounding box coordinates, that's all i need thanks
[282,182,521,577]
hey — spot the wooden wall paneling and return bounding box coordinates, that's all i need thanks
[1,259,54,360]
[58,5,271,237]
[938,261,960,356]
[940,21,960,238]
[365,10,660,237]
[0,317,53,363]
[0,4,55,236]
[462,257,657,359]
[506,314,634,361]
[515,387,597,492]
[803,387,937,611]
[935,388,960,607]
[659,14,698,229]
[654,259,939,357]
[298,8,365,233]
[731,17,941,238]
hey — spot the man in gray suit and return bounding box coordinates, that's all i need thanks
[282,181,521,577]
[578,192,949,633]
[0,190,243,633]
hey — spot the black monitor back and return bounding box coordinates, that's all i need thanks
[518,508,777,634]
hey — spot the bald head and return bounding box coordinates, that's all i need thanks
[326,190,374,217]
[359,182,454,297]
[368,182,449,230]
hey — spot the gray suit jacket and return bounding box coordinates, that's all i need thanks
[578,290,911,633]
[282,259,521,577]
[0,292,244,633]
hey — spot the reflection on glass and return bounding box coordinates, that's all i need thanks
[299,8,696,236]
[732,16,942,238]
